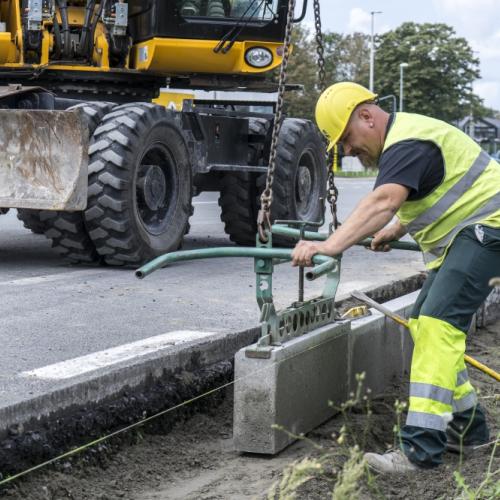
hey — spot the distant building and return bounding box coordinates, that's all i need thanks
[459,116,500,153]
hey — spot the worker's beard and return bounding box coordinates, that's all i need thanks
[357,153,377,168]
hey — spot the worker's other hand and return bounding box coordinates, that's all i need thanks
[370,227,399,252]
[291,240,324,267]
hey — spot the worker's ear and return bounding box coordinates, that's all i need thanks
[356,106,373,123]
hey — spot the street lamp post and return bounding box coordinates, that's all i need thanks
[399,62,409,111]
[369,11,382,92]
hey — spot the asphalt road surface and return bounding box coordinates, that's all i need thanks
[0,178,424,405]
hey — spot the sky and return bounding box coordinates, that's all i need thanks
[303,0,500,111]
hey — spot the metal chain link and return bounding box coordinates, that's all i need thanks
[257,0,296,242]
[313,0,340,232]
[313,0,326,90]
[327,149,340,232]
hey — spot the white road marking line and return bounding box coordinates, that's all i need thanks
[193,201,217,205]
[0,269,107,287]
[21,330,217,380]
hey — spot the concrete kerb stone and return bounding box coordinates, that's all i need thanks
[233,322,350,455]
[234,282,500,456]
[233,291,419,455]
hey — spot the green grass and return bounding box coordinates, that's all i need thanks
[335,169,378,178]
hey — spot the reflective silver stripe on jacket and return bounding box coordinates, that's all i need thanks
[410,382,453,405]
[452,391,477,412]
[406,411,447,431]
[422,191,500,263]
[456,369,469,386]
[407,151,491,235]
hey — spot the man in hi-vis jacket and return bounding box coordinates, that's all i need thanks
[292,82,500,473]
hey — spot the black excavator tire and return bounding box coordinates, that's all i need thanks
[16,209,48,235]
[260,118,326,246]
[84,103,193,266]
[219,118,268,246]
[220,118,326,247]
[40,102,116,263]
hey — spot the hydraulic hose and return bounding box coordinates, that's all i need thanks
[52,11,62,59]
[56,0,71,58]
[79,0,96,57]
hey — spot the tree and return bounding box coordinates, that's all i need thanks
[323,32,370,85]
[283,25,319,120]
[284,29,370,120]
[374,22,481,122]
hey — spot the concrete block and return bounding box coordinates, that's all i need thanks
[233,322,350,455]
[234,292,420,455]
[348,291,418,395]
[234,285,498,456]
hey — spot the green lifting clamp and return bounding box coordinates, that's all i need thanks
[135,223,342,358]
[135,224,419,358]
[252,229,341,358]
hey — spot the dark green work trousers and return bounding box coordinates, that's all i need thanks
[400,224,500,468]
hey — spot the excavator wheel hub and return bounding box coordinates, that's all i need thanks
[297,165,312,203]
[140,164,167,212]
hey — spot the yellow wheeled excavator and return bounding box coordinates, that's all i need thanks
[0,0,326,265]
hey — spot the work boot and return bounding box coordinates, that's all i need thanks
[364,449,422,474]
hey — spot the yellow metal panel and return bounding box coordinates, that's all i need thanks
[0,32,12,64]
[1,0,22,63]
[132,38,284,74]
[154,92,195,111]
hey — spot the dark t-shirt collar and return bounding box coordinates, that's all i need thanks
[385,113,395,140]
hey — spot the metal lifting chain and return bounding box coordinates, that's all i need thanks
[313,0,340,232]
[257,0,296,243]
[313,0,326,89]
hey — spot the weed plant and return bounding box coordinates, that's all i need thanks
[266,372,499,500]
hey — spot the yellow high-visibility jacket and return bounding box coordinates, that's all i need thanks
[383,113,500,269]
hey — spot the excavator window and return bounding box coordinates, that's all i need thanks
[178,0,279,21]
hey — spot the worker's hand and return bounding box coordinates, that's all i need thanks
[370,226,400,252]
[291,240,324,267]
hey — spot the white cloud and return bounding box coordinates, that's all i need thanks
[348,8,371,33]
[434,0,498,38]
[471,38,500,61]
[433,0,500,109]
[347,8,390,35]
[474,80,500,108]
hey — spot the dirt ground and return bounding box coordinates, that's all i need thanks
[1,322,498,500]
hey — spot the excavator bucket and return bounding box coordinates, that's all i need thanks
[0,110,88,211]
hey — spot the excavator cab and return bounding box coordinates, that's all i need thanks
[127,0,294,88]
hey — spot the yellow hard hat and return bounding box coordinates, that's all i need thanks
[315,82,378,151]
